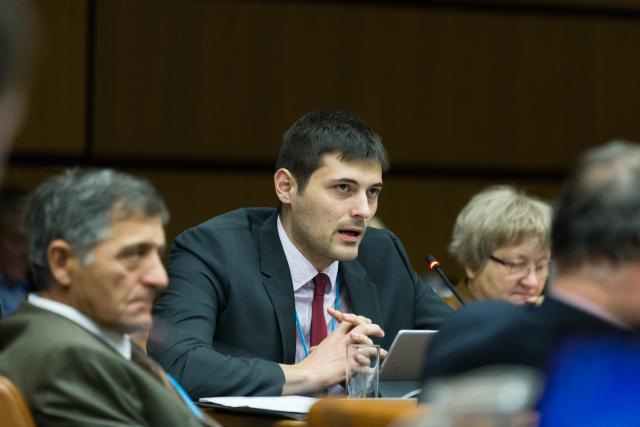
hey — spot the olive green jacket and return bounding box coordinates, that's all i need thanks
[0,302,210,427]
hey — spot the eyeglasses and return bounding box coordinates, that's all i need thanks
[489,254,550,277]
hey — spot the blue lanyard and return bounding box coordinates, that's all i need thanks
[295,275,340,358]
[166,374,204,419]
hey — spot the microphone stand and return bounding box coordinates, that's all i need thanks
[426,254,466,307]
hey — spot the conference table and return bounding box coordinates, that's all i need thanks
[200,398,420,427]
[201,406,305,427]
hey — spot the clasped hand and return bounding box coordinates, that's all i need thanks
[280,308,386,395]
[302,308,386,390]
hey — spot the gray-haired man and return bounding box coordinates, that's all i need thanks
[0,169,218,426]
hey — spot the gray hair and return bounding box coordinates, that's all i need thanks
[449,185,552,273]
[26,169,169,290]
[553,140,640,270]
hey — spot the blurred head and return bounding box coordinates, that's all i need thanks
[552,141,640,326]
[553,141,640,270]
[26,169,170,334]
[450,185,552,304]
[0,187,28,283]
[0,0,38,178]
[275,109,388,270]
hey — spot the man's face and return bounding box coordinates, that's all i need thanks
[283,154,383,271]
[66,214,168,334]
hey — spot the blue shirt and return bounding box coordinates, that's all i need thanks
[0,272,31,317]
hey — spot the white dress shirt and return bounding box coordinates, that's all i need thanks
[277,215,352,363]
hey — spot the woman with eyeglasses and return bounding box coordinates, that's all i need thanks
[445,185,552,308]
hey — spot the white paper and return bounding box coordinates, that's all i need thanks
[198,396,318,414]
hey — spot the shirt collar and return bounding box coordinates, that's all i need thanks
[28,293,132,359]
[277,214,339,292]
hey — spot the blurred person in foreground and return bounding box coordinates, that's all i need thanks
[149,109,453,398]
[0,169,218,426]
[422,141,640,383]
[0,0,37,179]
[0,0,38,315]
[0,187,33,317]
[445,186,551,308]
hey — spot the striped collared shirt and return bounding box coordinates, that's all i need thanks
[276,215,352,363]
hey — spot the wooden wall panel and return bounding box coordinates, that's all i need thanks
[13,0,87,154]
[3,167,276,256]
[134,170,276,242]
[379,176,562,278]
[3,166,65,189]
[5,165,562,278]
[464,0,640,8]
[8,1,640,281]
[93,0,640,170]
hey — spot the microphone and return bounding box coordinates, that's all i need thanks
[426,254,466,307]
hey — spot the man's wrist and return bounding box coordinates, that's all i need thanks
[279,362,320,395]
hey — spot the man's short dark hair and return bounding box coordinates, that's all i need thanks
[276,109,389,191]
[26,169,169,290]
[552,141,640,271]
[0,0,37,94]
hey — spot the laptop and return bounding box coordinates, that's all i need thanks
[378,329,437,398]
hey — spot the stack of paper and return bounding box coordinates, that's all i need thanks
[198,395,318,420]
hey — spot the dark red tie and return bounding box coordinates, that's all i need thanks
[310,273,329,347]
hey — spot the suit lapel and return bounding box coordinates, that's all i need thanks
[341,261,381,325]
[258,211,297,364]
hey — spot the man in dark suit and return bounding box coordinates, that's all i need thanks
[422,141,640,383]
[0,169,218,426]
[148,109,453,397]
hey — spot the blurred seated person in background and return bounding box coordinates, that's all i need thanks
[0,169,217,427]
[422,141,640,384]
[0,187,33,317]
[446,185,551,308]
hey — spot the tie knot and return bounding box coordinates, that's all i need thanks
[313,273,329,297]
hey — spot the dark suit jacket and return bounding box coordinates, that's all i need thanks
[422,296,631,383]
[0,303,209,427]
[148,208,453,397]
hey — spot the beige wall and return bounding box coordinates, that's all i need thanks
[8,0,640,278]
